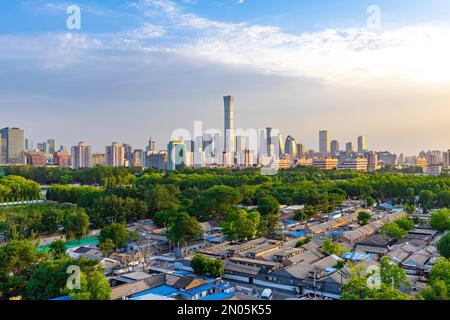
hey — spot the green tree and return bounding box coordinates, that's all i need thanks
[430,209,450,231]
[99,239,116,255]
[194,185,242,221]
[394,216,414,231]
[40,207,64,234]
[69,270,111,300]
[167,212,202,247]
[0,239,43,299]
[99,223,130,249]
[380,222,408,241]
[357,211,371,226]
[221,209,261,241]
[49,240,66,259]
[322,238,346,257]
[63,209,90,241]
[190,254,224,278]
[366,196,375,208]
[437,233,450,259]
[419,190,435,213]
[258,196,280,216]
[420,258,450,300]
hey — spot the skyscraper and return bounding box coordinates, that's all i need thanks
[319,130,329,157]
[47,139,56,154]
[71,141,92,169]
[266,127,273,156]
[0,127,25,165]
[123,144,133,162]
[357,136,366,153]
[285,136,297,160]
[346,142,355,153]
[146,138,156,152]
[330,140,340,155]
[224,96,235,156]
[106,142,125,167]
[168,140,186,171]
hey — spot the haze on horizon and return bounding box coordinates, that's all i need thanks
[0,0,449,155]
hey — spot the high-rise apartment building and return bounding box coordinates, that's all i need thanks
[1,127,25,165]
[131,149,144,168]
[357,136,366,154]
[106,142,125,167]
[71,142,92,169]
[224,96,235,156]
[319,130,329,157]
[92,153,106,167]
[443,150,450,169]
[296,144,306,158]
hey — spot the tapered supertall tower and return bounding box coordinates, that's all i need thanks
[224,95,235,155]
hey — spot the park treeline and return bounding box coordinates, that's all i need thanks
[0,175,41,202]
[43,167,450,228]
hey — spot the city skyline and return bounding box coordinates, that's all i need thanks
[1,0,450,154]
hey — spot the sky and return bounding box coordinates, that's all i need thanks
[1,0,450,154]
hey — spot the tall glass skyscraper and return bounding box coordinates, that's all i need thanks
[224,96,235,155]
[0,127,25,164]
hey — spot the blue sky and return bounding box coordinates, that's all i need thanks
[2,0,450,34]
[1,0,450,154]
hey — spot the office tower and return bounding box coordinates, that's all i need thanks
[92,153,106,167]
[330,140,340,155]
[319,130,329,157]
[168,141,186,171]
[276,133,285,157]
[146,138,156,152]
[47,139,56,154]
[145,151,168,170]
[71,142,92,169]
[296,144,306,158]
[53,150,71,168]
[224,96,235,155]
[1,127,25,165]
[345,142,355,153]
[25,138,34,151]
[106,142,125,167]
[123,144,133,162]
[258,129,268,159]
[235,136,247,166]
[398,153,405,165]
[357,136,366,153]
[285,136,298,160]
[59,145,67,151]
[443,150,450,169]
[131,149,144,168]
[266,127,273,156]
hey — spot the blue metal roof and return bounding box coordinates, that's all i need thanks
[200,292,235,300]
[292,231,306,238]
[186,283,214,295]
[131,285,179,298]
[49,296,71,300]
